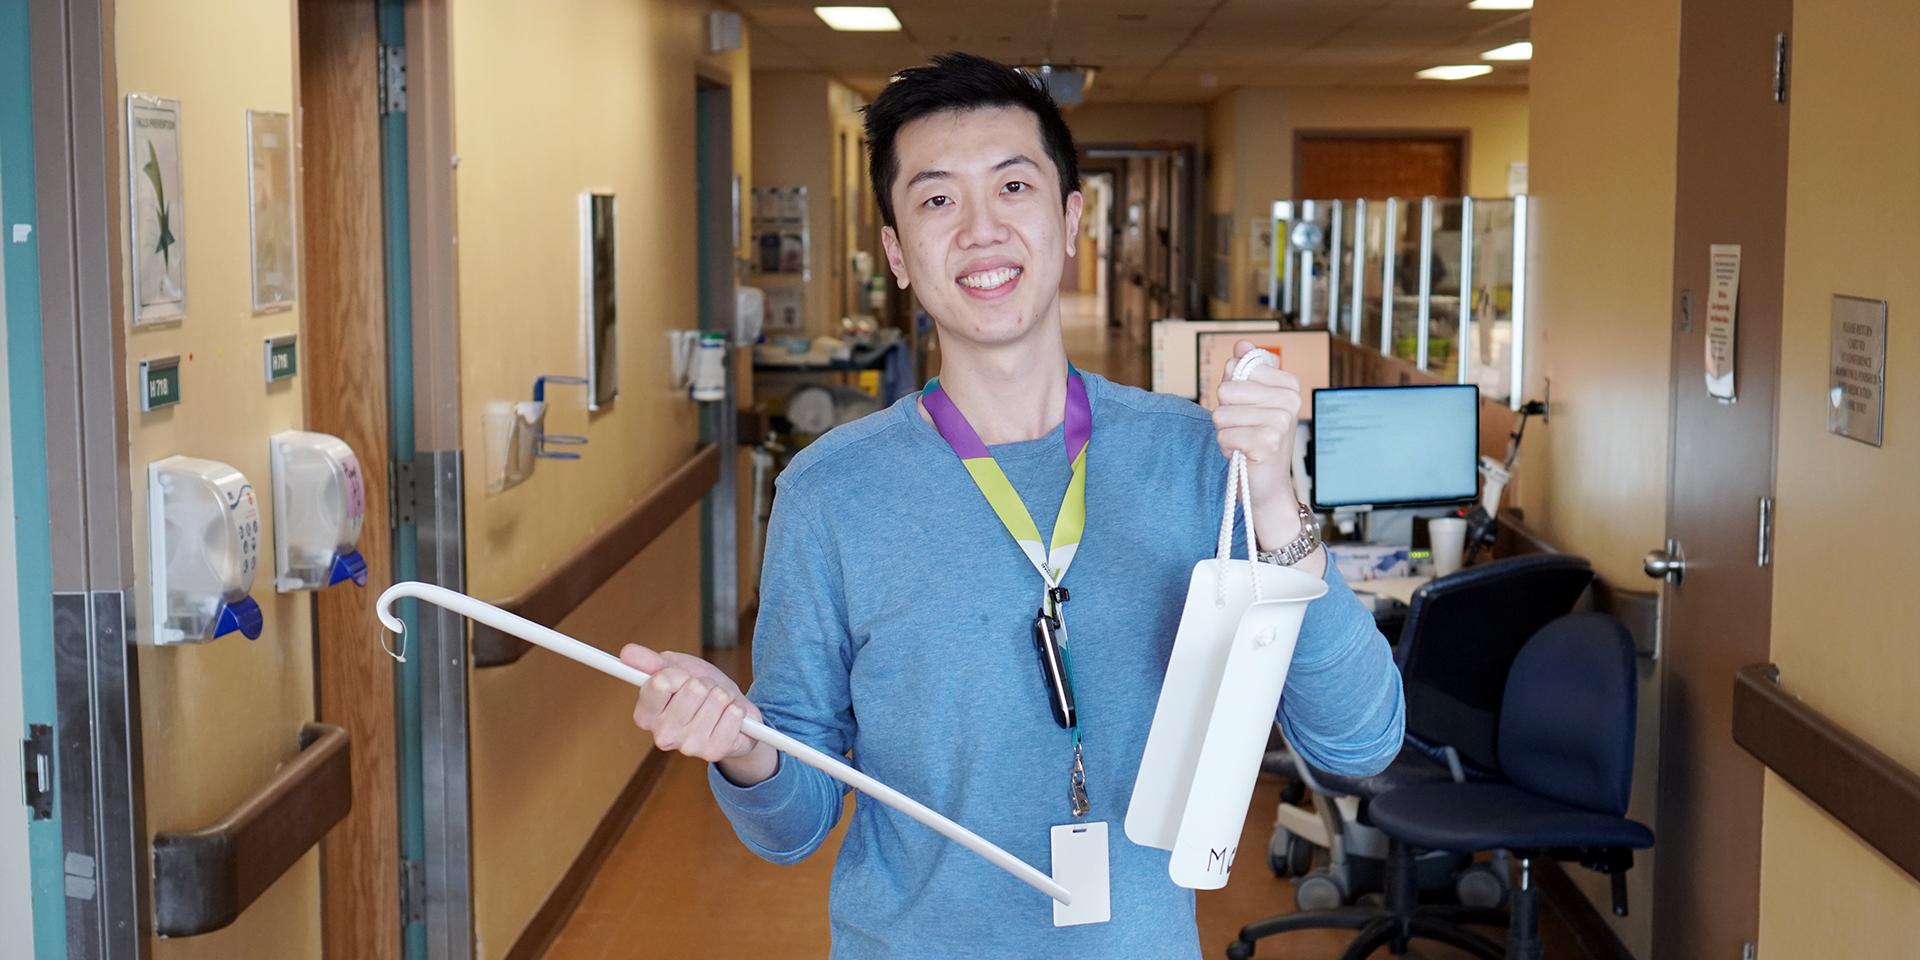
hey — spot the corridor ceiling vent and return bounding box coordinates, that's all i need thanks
[1022,63,1098,108]
[1467,0,1533,9]
[1481,41,1533,61]
[814,6,903,31]
[1416,64,1495,81]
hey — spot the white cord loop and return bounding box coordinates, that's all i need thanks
[1215,349,1278,606]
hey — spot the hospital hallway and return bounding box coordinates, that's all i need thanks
[10,1,1920,959]
[1060,292,1150,389]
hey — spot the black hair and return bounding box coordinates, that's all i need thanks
[862,52,1081,230]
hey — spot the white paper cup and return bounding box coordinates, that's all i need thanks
[1430,517,1468,577]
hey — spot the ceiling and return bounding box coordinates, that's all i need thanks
[738,0,1532,105]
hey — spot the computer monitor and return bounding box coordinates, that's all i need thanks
[1196,330,1331,411]
[1150,319,1282,399]
[1311,384,1480,510]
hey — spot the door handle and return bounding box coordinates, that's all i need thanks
[1643,538,1686,584]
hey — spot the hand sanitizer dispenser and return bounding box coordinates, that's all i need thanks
[270,431,369,592]
[148,456,264,644]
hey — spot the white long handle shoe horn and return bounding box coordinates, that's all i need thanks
[375,581,1072,905]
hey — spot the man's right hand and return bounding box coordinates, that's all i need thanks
[620,644,779,787]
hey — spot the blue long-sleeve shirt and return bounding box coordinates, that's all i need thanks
[710,371,1403,959]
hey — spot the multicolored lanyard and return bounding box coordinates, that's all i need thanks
[923,368,1094,817]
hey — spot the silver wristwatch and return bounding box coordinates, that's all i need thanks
[1256,502,1322,567]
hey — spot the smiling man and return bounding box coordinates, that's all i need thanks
[621,53,1403,958]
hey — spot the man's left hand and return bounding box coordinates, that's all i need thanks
[1212,340,1308,550]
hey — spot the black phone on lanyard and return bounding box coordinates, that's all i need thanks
[1031,609,1077,729]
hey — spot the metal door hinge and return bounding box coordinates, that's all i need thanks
[1757,496,1775,567]
[21,724,52,820]
[1679,288,1693,333]
[1773,33,1790,103]
[380,45,408,115]
[390,459,418,528]
[1743,943,1758,960]
[402,859,426,924]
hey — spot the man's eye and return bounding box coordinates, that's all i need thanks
[923,195,951,208]
[1003,181,1029,194]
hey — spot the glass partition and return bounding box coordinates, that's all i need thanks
[1389,197,1422,363]
[1357,199,1389,351]
[1291,199,1342,335]
[1283,192,1528,409]
[1465,198,1518,403]
[1426,197,1465,381]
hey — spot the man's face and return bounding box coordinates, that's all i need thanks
[881,106,1083,351]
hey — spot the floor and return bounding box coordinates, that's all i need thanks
[544,292,1589,958]
[548,753,1570,960]
[1059,290,1149,387]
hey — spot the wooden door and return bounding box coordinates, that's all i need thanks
[1651,2,1791,956]
[1295,134,1463,200]
[297,2,400,956]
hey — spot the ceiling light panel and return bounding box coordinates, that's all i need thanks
[1467,0,1533,9]
[814,6,903,31]
[1481,41,1533,60]
[1416,64,1494,80]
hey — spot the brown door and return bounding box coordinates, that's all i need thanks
[1650,2,1791,957]
[1295,134,1463,200]
[298,2,401,955]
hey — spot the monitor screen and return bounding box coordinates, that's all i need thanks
[1196,330,1331,411]
[1311,385,1480,510]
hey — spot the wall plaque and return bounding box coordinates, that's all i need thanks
[1827,295,1886,447]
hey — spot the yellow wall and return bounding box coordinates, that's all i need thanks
[1215,86,1530,315]
[1521,4,1680,952]
[115,0,320,956]
[1205,94,1238,316]
[1070,103,1207,145]
[1518,1,1679,590]
[1759,0,1920,952]
[751,71,871,336]
[450,0,733,954]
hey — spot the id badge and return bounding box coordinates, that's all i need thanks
[1050,821,1111,927]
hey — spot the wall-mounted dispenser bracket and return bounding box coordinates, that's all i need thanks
[530,375,590,460]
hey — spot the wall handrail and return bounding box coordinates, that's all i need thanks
[471,442,721,668]
[1732,663,1920,883]
[151,723,352,938]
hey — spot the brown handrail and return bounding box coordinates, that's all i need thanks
[151,724,352,937]
[471,443,721,667]
[1732,663,1920,883]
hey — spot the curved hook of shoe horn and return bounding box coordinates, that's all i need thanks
[375,581,1072,906]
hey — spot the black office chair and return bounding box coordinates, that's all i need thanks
[1258,554,1596,911]
[1240,613,1654,960]
[1394,553,1597,778]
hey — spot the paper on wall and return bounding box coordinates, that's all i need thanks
[1705,244,1741,401]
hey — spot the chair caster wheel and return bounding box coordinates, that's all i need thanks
[1225,940,1255,960]
[1456,861,1511,908]
[1267,828,1316,878]
[1294,869,1347,911]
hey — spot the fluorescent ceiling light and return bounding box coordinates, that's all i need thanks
[1482,41,1533,61]
[814,6,902,31]
[1468,0,1533,9]
[1417,64,1495,81]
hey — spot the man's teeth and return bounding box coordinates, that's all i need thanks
[959,267,1021,290]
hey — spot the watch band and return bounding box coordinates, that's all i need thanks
[1256,501,1321,567]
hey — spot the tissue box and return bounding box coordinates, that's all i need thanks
[1328,545,1411,582]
